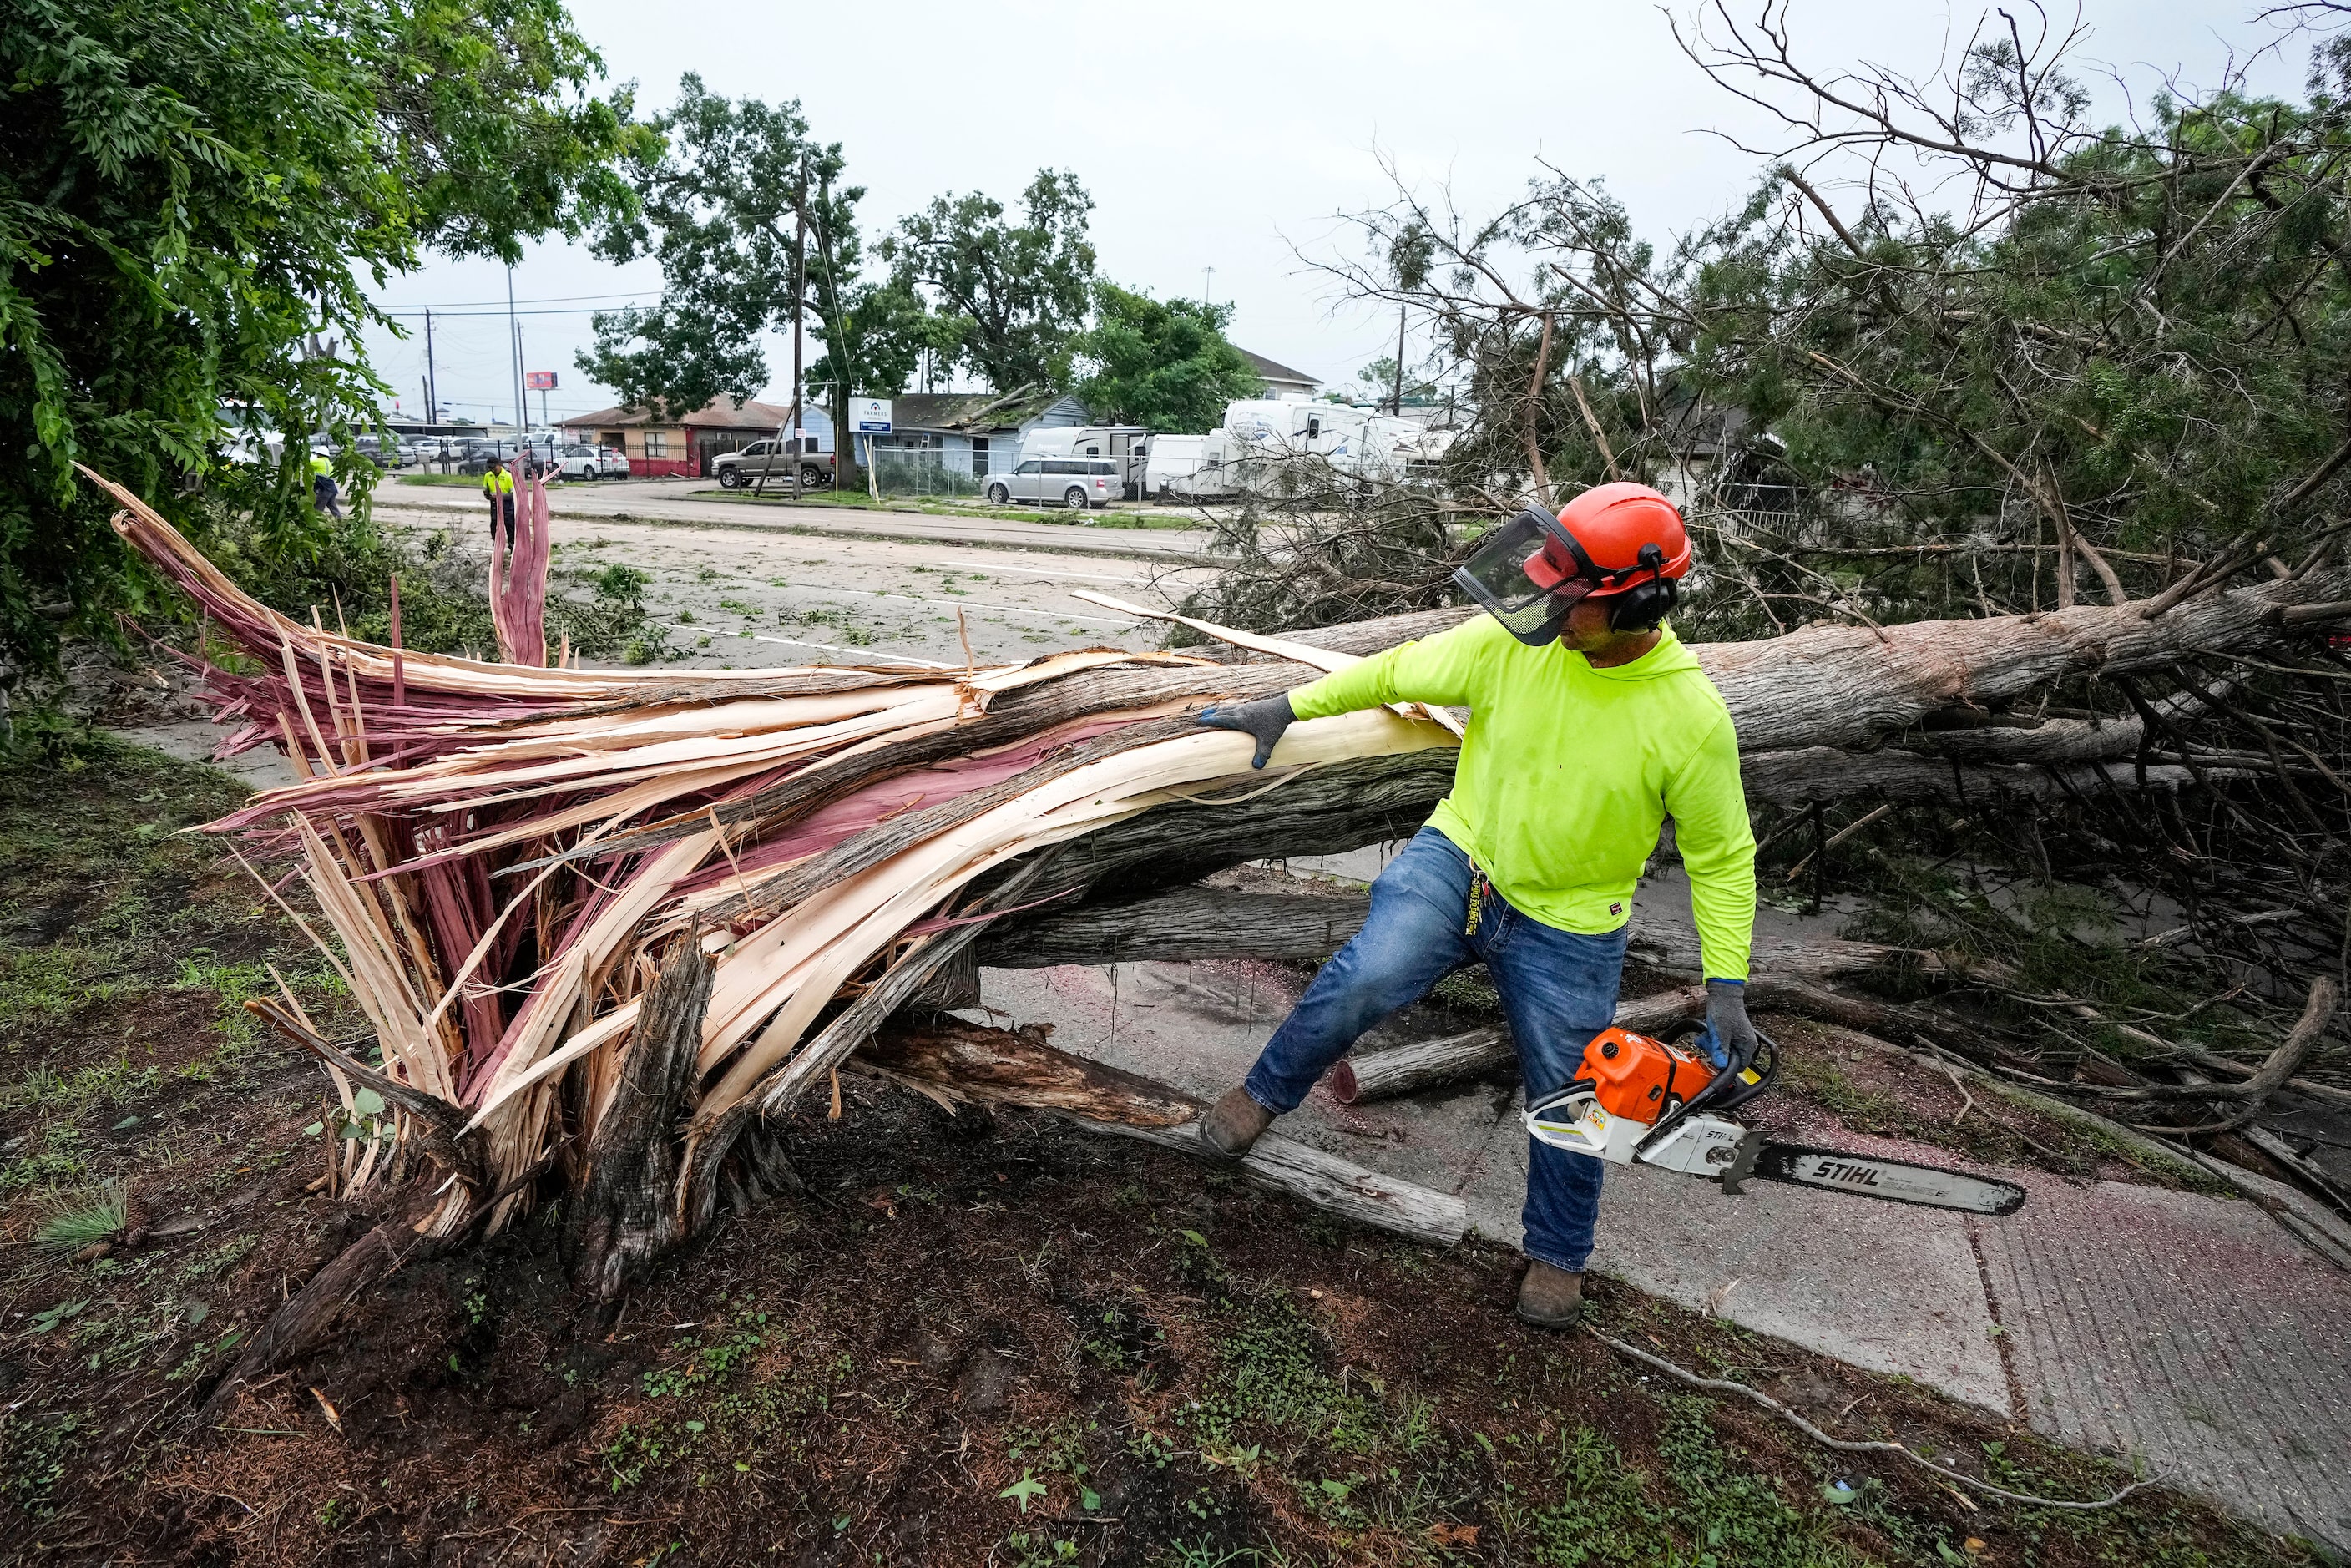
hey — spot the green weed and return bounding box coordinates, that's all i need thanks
[0,1408,83,1517]
[33,1181,127,1256]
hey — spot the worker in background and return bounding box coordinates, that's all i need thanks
[1195,483,1757,1329]
[483,455,516,548]
[309,452,341,519]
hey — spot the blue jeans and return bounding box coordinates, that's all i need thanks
[1244,828,1628,1273]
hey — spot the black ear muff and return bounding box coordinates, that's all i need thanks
[1606,575,1676,632]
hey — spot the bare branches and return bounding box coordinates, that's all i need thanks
[1524,311,1556,508]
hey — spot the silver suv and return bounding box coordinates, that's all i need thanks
[984,458,1116,509]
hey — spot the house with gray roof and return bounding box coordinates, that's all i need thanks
[1238,349,1320,401]
[862,384,1090,478]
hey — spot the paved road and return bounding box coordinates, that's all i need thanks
[374,496,1218,673]
[380,477,1216,564]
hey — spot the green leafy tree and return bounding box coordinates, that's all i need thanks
[804,276,938,435]
[1,0,643,672]
[584,77,925,469]
[1064,283,1261,431]
[880,171,1096,393]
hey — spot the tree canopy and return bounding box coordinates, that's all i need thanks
[584,76,944,460]
[1064,284,1261,432]
[879,171,1097,394]
[1,0,643,672]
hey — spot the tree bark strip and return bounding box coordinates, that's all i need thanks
[564,935,714,1301]
[862,1019,1200,1125]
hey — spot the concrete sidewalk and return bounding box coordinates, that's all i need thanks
[977,951,2351,1549]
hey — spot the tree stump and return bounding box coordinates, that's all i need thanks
[564,935,715,1301]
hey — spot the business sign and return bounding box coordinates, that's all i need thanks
[525,370,559,391]
[852,397,892,433]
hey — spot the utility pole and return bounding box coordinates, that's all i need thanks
[424,307,439,425]
[1201,266,1214,306]
[424,307,442,467]
[506,266,526,438]
[760,165,808,498]
[792,174,806,460]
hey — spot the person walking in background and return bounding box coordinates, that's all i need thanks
[310,452,342,518]
[483,455,516,548]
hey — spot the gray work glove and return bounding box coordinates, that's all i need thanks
[1705,979,1758,1073]
[1196,692,1297,769]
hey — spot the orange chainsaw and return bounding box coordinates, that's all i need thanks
[1524,1026,2025,1216]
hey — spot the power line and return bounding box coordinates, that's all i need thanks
[376,288,659,310]
[379,306,643,317]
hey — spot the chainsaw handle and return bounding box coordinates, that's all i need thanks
[1633,1029,1780,1156]
[1704,1029,1780,1116]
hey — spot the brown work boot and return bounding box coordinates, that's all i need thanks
[1514,1260,1585,1328]
[1199,1086,1275,1159]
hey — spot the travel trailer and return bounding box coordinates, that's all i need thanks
[1219,400,1420,487]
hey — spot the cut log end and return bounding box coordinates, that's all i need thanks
[1329,1059,1361,1104]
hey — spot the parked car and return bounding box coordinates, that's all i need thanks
[710,440,833,490]
[555,445,629,480]
[984,457,1118,509]
[459,440,522,475]
[220,430,284,467]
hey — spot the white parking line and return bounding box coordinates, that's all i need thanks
[750,635,953,669]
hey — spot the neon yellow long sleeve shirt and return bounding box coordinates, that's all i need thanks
[1287,615,1758,980]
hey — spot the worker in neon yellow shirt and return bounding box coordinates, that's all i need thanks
[483,456,517,548]
[1196,483,1757,1328]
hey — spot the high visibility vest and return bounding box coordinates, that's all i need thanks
[483,468,514,498]
[311,453,331,478]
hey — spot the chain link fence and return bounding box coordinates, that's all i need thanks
[871,448,985,500]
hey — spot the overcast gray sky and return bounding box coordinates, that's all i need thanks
[366,1,2295,427]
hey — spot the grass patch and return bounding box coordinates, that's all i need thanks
[0,741,352,1177]
[33,1181,127,1256]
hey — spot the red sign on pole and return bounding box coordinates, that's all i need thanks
[525,371,558,391]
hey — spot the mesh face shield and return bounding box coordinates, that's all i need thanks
[1453,506,1595,646]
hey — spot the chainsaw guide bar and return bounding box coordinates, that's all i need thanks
[1732,1141,2027,1216]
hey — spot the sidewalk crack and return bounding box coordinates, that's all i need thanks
[1965,1214,2028,1423]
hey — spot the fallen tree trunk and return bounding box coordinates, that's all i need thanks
[1015,576,2341,910]
[860,1018,1469,1246]
[1084,1120,1469,1247]
[978,885,1377,969]
[88,465,2351,1287]
[978,883,1907,983]
[1328,988,1709,1104]
[1327,972,1942,1104]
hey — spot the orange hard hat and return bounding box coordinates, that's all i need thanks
[1523,483,1692,598]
